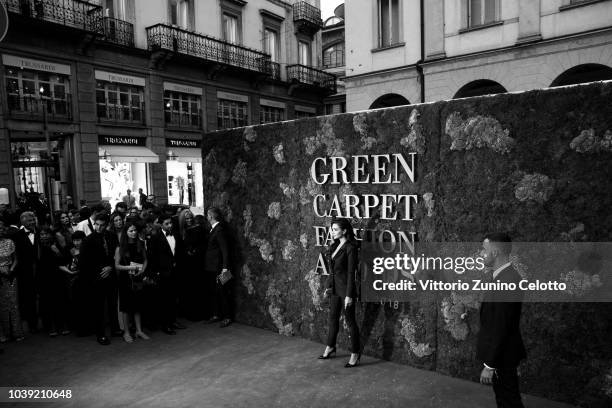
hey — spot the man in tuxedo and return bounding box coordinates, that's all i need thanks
[79,213,121,345]
[478,233,526,408]
[204,207,232,328]
[149,214,185,334]
[14,211,40,332]
[76,203,105,236]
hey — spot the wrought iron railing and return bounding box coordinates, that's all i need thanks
[102,16,134,47]
[292,1,323,28]
[146,24,273,75]
[97,101,145,124]
[323,48,345,69]
[267,61,281,80]
[7,94,73,121]
[165,109,202,129]
[287,64,337,93]
[3,0,103,32]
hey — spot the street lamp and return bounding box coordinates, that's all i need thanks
[39,85,54,224]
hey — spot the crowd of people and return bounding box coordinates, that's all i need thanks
[0,191,234,346]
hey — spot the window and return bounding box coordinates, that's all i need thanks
[325,102,346,115]
[164,91,201,128]
[96,81,144,123]
[298,41,310,65]
[103,0,130,20]
[260,106,284,124]
[466,0,499,28]
[169,0,191,29]
[264,28,279,62]
[378,0,400,47]
[217,99,248,129]
[5,67,70,117]
[323,43,345,68]
[223,13,239,43]
[294,110,316,119]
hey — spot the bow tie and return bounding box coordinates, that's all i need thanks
[165,231,173,237]
[24,230,34,235]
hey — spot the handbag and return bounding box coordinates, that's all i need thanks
[218,269,233,285]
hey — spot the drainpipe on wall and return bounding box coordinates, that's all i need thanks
[416,0,425,103]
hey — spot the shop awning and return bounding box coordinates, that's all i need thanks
[100,145,159,163]
[170,147,202,163]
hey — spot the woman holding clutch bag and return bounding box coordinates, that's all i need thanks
[319,218,361,367]
[114,221,149,343]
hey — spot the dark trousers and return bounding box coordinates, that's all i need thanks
[214,280,233,320]
[39,282,67,333]
[17,273,38,331]
[493,367,524,408]
[92,278,119,337]
[203,271,217,319]
[158,275,177,327]
[326,295,360,353]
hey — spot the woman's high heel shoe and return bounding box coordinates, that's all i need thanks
[318,347,336,359]
[344,353,361,368]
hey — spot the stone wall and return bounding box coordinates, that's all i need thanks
[203,82,612,407]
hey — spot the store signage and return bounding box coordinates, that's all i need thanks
[2,54,71,75]
[166,139,201,148]
[260,98,286,109]
[217,91,249,103]
[95,70,145,87]
[98,136,146,146]
[294,104,316,114]
[163,82,203,96]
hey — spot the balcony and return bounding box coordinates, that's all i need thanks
[287,64,336,94]
[101,16,134,47]
[267,61,281,81]
[165,110,202,130]
[3,0,103,32]
[146,24,272,76]
[7,94,73,121]
[292,1,323,36]
[97,102,145,125]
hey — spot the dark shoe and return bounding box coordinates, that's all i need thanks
[48,331,58,337]
[219,319,232,328]
[344,353,361,368]
[172,322,187,330]
[318,347,336,359]
[162,327,177,335]
[111,330,124,337]
[205,317,221,324]
[97,336,111,346]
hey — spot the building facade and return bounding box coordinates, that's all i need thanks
[0,0,336,213]
[344,0,612,111]
[322,2,346,115]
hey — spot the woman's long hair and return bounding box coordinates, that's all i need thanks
[331,218,356,249]
[118,220,144,264]
[177,208,194,241]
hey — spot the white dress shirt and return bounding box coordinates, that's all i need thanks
[20,226,35,245]
[210,221,219,233]
[492,262,512,280]
[165,231,176,256]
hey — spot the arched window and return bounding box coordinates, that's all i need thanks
[323,43,345,69]
[550,64,612,87]
[453,80,507,99]
[369,93,410,109]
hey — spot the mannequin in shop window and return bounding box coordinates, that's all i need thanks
[175,176,185,205]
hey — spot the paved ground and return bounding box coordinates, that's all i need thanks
[0,322,575,408]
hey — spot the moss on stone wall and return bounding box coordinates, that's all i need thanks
[204,82,612,407]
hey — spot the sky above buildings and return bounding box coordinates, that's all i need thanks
[321,0,344,20]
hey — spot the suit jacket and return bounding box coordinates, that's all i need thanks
[204,223,229,272]
[80,231,118,284]
[326,240,358,299]
[476,265,526,369]
[150,230,178,278]
[14,228,39,279]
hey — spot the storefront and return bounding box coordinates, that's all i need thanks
[165,138,203,212]
[98,136,159,209]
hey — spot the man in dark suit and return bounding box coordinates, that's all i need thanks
[79,213,121,345]
[14,211,40,333]
[149,214,185,334]
[204,207,232,328]
[477,232,526,408]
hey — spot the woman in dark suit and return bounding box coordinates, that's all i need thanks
[319,218,361,367]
